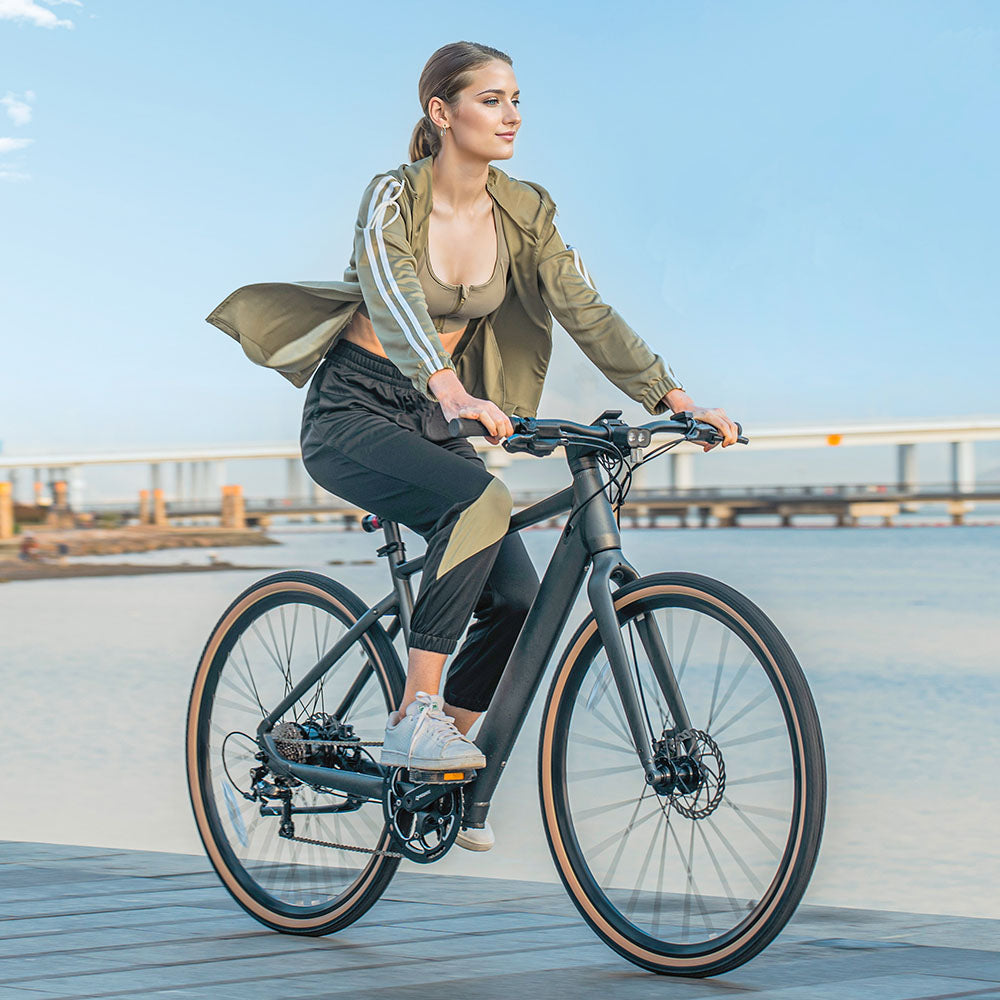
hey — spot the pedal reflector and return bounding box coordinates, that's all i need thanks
[406,767,476,784]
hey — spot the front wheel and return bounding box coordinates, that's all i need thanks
[539,572,826,976]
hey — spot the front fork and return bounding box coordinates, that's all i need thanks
[574,440,696,788]
[588,550,697,789]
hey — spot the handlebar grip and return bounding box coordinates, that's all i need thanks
[706,421,748,445]
[447,417,490,438]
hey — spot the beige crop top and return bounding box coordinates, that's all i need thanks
[415,196,509,335]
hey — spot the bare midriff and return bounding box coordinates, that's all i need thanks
[340,303,467,361]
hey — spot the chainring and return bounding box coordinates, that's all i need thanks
[381,768,462,863]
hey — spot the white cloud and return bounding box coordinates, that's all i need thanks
[0,167,31,181]
[2,91,34,126]
[0,136,34,153]
[0,0,80,29]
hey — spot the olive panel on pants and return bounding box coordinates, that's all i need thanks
[300,339,540,712]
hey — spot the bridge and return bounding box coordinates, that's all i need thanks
[1,416,998,529]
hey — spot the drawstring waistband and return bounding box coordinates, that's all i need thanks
[326,337,412,386]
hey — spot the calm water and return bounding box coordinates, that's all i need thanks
[2,523,998,918]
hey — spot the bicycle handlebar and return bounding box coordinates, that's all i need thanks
[446,411,748,454]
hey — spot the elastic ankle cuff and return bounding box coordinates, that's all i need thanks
[409,631,457,654]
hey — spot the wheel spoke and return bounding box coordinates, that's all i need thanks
[705,629,731,731]
[711,688,774,738]
[568,732,634,757]
[192,583,401,922]
[553,584,818,960]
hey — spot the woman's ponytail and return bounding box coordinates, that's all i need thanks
[408,115,439,163]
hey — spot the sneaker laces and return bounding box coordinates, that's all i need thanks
[409,690,470,750]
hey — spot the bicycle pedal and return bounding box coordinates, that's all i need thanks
[405,767,477,785]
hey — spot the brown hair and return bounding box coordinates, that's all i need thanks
[409,41,513,162]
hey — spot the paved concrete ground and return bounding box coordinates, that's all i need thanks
[0,841,997,999]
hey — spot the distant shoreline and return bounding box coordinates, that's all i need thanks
[0,559,278,583]
[0,525,280,583]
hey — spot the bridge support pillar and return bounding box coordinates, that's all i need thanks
[287,458,305,502]
[897,443,920,512]
[138,489,151,525]
[896,444,916,491]
[951,441,975,494]
[0,482,13,539]
[150,462,162,494]
[221,485,246,530]
[670,452,694,494]
[7,469,18,505]
[152,488,167,527]
[210,462,224,500]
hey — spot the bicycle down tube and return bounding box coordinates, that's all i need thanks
[255,442,697,826]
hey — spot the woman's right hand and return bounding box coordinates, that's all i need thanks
[428,369,515,445]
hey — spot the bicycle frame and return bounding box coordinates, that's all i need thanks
[256,442,694,829]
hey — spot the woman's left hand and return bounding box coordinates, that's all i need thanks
[663,389,740,451]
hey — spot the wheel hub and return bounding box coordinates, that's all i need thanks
[649,728,726,819]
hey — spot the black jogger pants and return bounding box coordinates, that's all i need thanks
[300,337,540,712]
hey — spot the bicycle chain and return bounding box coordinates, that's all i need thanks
[283,831,403,859]
[277,737,385,747]
[273,737,403,858]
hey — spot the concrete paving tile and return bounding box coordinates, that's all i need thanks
[10,949,434,998]
[889,918,1000,951]
[0,990,66,999]
[3,842,1000,999]
[289,962,748,999]
[0,842,129,864]
[0,952,113,983]
[767,973,1000,998]
[378,908,574,935]
[0,925,269,959]
[0,907,253,937]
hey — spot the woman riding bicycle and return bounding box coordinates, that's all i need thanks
[207,40,739,851]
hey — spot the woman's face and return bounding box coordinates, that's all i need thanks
[439,60,521,162]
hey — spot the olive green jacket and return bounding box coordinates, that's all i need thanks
[205,155,682,417]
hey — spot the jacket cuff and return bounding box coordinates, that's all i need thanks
[414,355,458,399]
[641,372,684,415]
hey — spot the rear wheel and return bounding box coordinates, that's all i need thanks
[186,570,405,935]
[539,572,826,976]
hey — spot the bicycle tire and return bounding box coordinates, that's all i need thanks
[539,571,826,976]
[186,570,405,935]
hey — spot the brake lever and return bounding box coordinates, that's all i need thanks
[671,411,748,445]
[503,433,562,457]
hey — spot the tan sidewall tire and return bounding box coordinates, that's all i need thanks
[537,572,826,976]
[185,570,405,935]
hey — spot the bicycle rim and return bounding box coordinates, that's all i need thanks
[539,572,826,975]
[186,571,404,933]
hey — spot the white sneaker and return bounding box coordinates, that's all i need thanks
[380,691,486,771]
[456,821,495,852]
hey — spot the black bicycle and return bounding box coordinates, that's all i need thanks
[186,409,826,977]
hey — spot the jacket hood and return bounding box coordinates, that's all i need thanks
[395,155,555,238]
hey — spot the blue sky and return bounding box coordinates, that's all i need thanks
[1,0,997,456]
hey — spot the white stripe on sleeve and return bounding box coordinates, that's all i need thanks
[568,245,596,290]
[362,177,439,371]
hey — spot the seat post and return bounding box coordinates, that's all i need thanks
[379,519,414,642]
